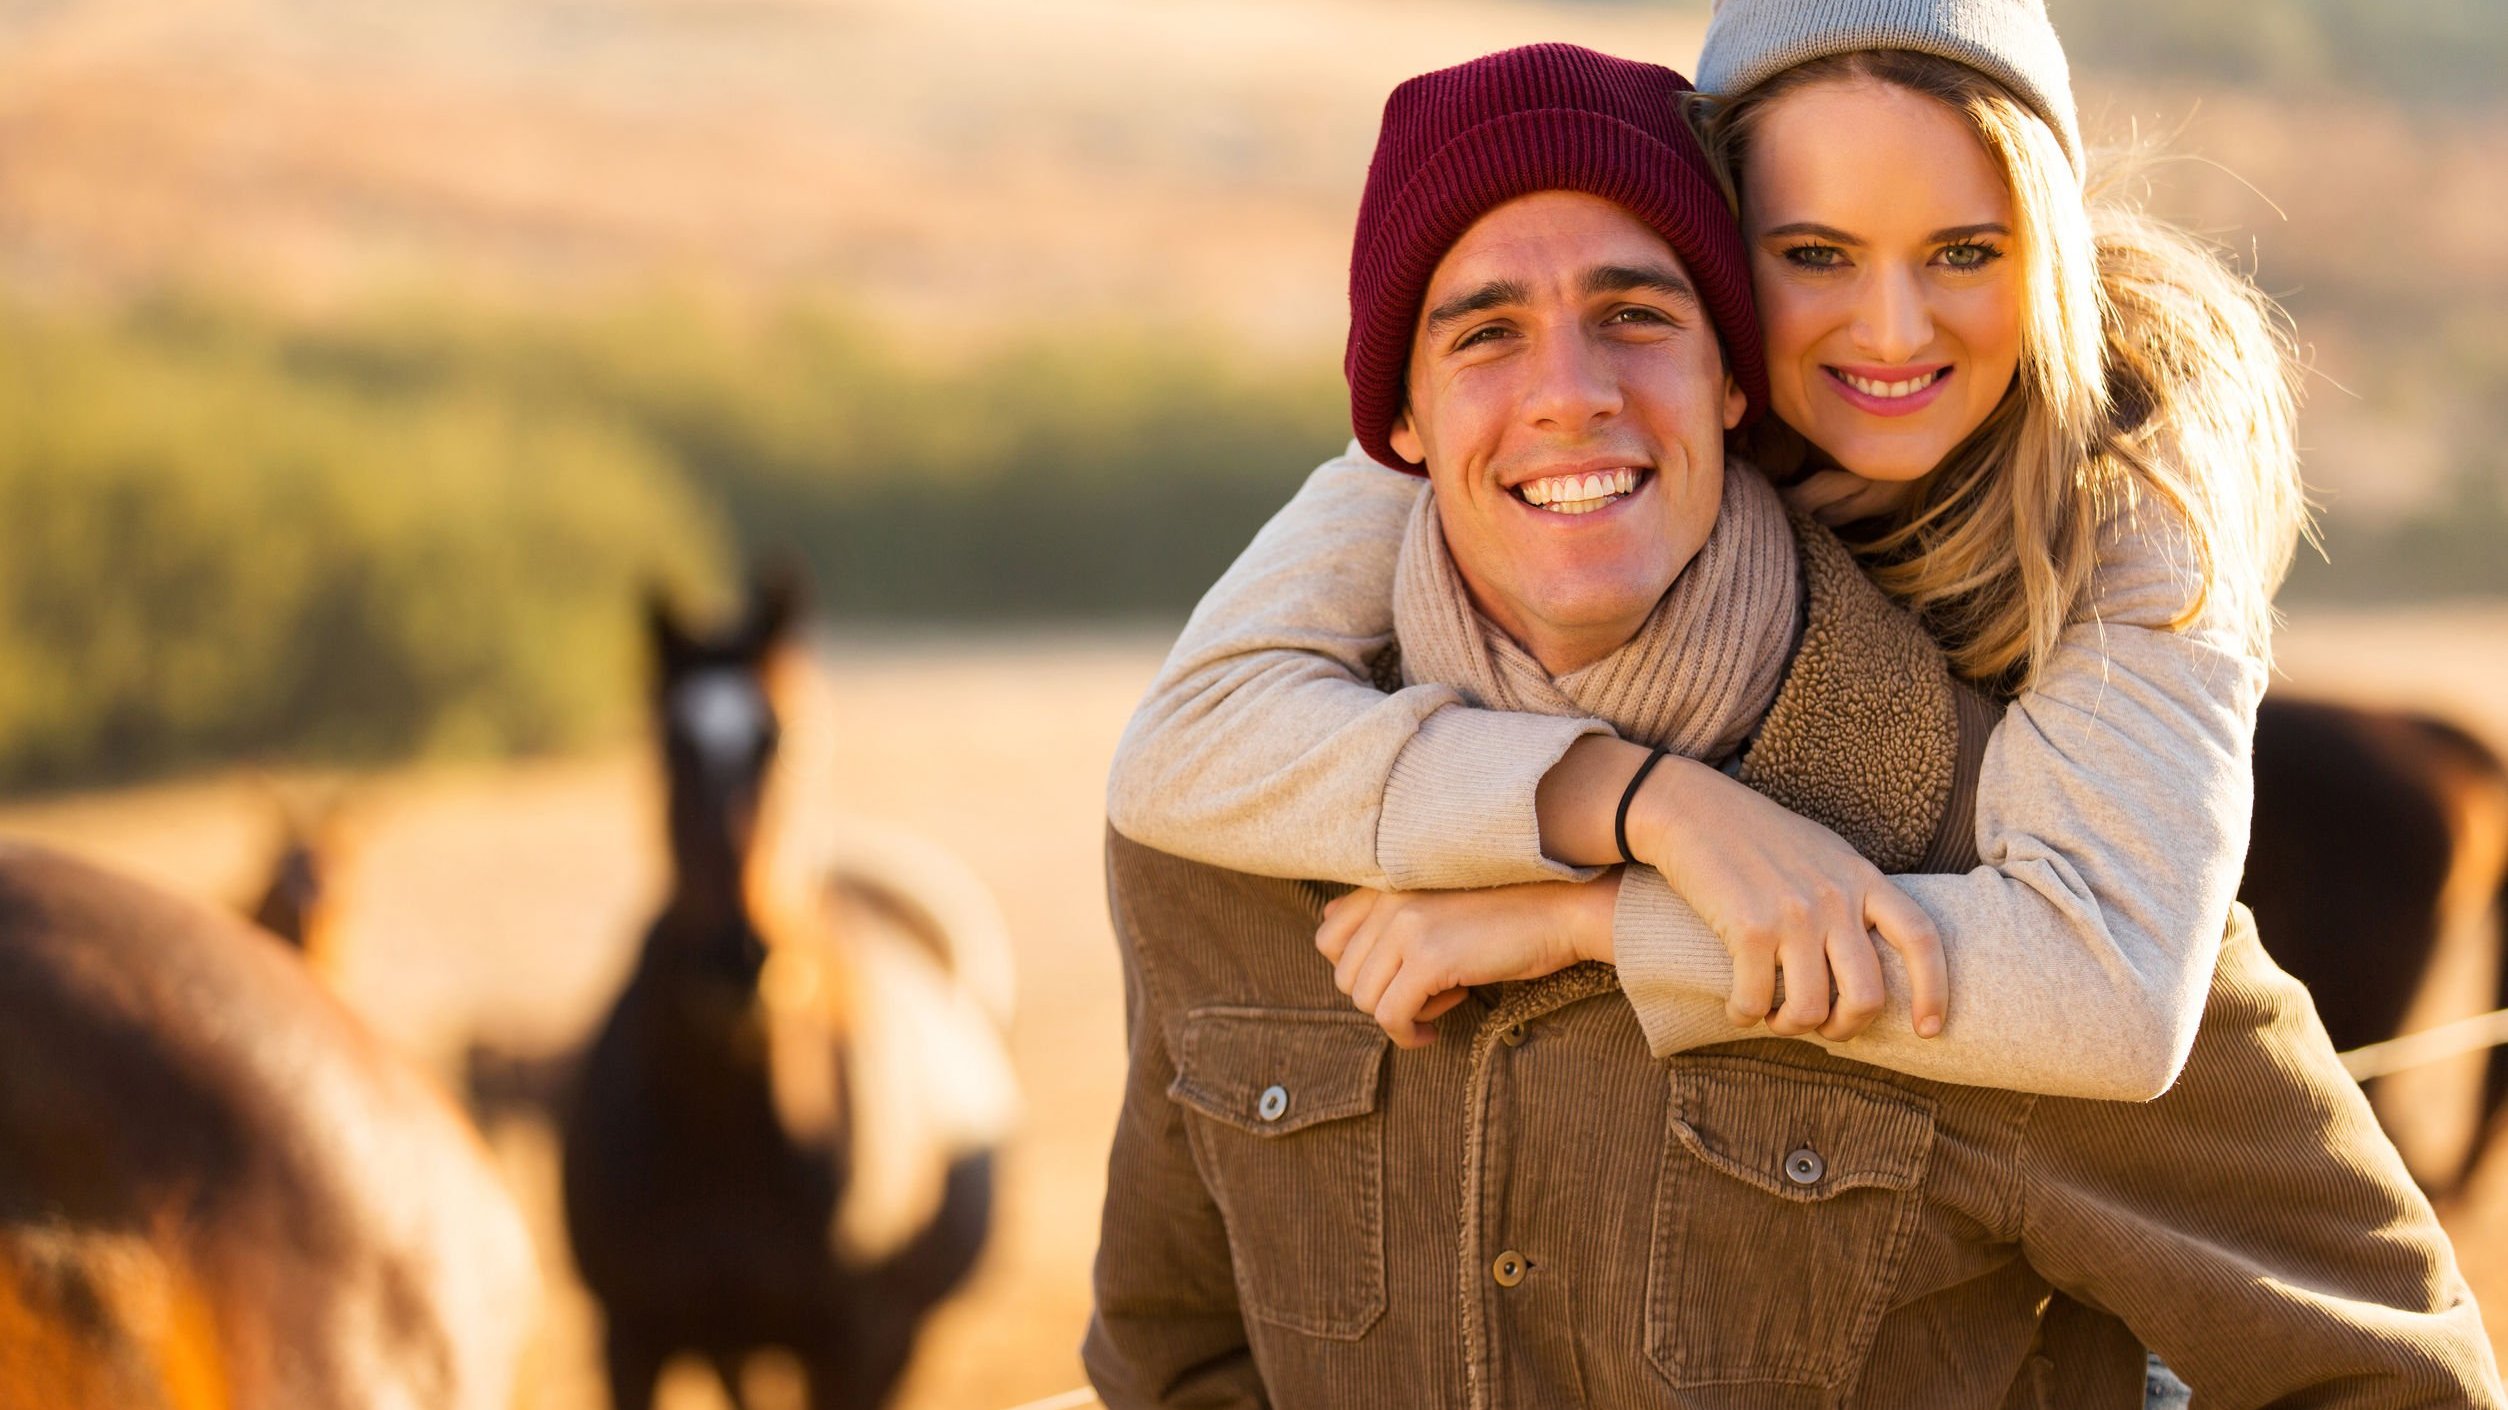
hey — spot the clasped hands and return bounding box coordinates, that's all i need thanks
[1316,749,1949,1050]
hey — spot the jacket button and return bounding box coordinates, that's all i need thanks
[1257,1085,1289,1122]
[1491,1250,1528,1287]
[1785,1146,1826,1185]
[1500,1023,1527,1047]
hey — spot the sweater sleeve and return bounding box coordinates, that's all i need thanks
[1106,445,1609,890]
[1616,503,2262,1100]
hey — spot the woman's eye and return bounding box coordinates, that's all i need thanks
[1782,243,1845,269]
[1938,242,2004,270]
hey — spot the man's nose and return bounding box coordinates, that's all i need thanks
[1850,262,1934,365]
[1525,327,1624,431]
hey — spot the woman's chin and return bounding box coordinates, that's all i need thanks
[1807,432,1950,487]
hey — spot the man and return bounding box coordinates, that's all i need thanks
[1086,44,2493,1407]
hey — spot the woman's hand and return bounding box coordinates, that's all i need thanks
[1780,467,1918,528]
[1315,878,1618,1048]
[1628,755,1946,1041]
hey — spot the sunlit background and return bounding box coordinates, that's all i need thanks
[5,0,2507,1406]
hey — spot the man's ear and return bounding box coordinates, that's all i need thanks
[1722,373,1747,432]
[1388,407,1426,467]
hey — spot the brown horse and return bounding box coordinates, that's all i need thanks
[0,840,537,1409]
[244,789,352,981]
[562,574,1014,1410]
[2244,694,2508,1196]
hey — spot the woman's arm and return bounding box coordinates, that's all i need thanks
[1108,445,1610,889]
[1611,505,2261,1100]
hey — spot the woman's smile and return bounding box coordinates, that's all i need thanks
[1822,363,1955,418]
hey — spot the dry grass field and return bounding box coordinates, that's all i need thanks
[6,607,2508,1407]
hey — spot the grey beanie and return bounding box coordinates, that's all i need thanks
[1697,0,2082,172]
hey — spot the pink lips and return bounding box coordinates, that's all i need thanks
[1823,364,1953,419]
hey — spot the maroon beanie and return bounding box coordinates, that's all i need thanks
[1346,43,1767,472]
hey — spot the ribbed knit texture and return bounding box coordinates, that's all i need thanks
[1392,463,1797,766]
[1699,0,2083,171]
[1346,44,1765,470]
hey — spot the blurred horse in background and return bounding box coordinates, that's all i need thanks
[563,571,1016,1410]
[2246,695,2508,1197]
[244,785,355,983]
[0,841,537,1410]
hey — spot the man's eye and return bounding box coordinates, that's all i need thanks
[1455,325,1508,349]
[1605,306,1670,327]
[1938,242,2004,270]
[1782,243,1846,269]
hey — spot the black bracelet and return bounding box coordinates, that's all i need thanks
[1614,746,1672,867]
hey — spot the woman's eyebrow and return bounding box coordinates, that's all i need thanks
[1761,221,1859,244]
[1929,222,2011,242]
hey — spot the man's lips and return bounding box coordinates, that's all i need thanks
[1508,466,1652,517]
[1823,364,1953,418]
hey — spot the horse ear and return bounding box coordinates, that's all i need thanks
[746,561,808,653]
[645,583,693,675]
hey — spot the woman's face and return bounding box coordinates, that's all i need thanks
[1741,76,2023,486]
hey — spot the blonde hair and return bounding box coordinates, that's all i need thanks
[1690,51,2307,692]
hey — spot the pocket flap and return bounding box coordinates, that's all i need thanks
[1169,1006,1388,1137]
[1668,1053,1935,1201]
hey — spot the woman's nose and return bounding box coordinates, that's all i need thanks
[1851,263,1934,364]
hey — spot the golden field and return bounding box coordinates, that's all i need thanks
[5,608,2508,1408]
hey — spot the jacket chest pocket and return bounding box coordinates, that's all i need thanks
[1167,1006,1390,1340]
[1648,1052,1937,1393]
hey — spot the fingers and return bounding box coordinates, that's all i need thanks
[1418,988,1470,1022]
[1868,884,1947,1038]
[1375,968,1446,1049]
[1316,889,1378,967]
[1817,925,1886,1041]
[1766,929,1833,1037]
[1328,894,1393,996]
[1725,934,1776,1029]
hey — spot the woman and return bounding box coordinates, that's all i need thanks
[1110,0,2299,1100]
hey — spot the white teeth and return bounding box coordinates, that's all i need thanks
[1841,370,1942,399]
[1517,468,1643,515]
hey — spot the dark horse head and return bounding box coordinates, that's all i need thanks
[247,787,351,975]
[644,569,804,981]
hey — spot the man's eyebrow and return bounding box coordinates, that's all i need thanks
[1583,263,1700,308]
[1422,279,1531,339]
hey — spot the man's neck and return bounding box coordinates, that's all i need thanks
[1467,588,1653,678]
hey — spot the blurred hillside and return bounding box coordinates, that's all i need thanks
[2,0,2502,785]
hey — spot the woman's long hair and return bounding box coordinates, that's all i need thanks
[1690,51,2308,692]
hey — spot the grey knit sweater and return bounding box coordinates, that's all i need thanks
[1107,445,2267,1100]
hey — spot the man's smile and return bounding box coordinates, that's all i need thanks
[1507,466,1654,517]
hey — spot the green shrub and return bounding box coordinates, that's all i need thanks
[0,298,728,789]
[0,292,1351,788]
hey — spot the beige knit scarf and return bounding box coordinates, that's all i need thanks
[1394,462,1801,762]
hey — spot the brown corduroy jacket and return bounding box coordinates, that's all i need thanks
[1086,521,2502,1408]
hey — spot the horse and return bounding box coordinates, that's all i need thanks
[0,839,538,1409]
[244,787,353,981]
[2243,694,2508,1196]
[561,572,1016,1410]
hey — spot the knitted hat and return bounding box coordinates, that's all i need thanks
[1697,0,2082,172]
[1345,43,1766,472]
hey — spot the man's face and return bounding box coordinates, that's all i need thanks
[1390,191,1745,674]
